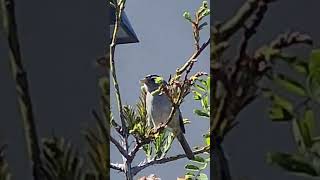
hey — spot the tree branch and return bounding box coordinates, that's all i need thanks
[108,1,133,179]
[1,0,43,179]
[131,146,209,176]
[109,162,125,172]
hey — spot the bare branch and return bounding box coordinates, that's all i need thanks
[215,0,277,43]
[91,110,129,160]
[109,162,125,172]
[109,1,133,179]
[131,146,209,176]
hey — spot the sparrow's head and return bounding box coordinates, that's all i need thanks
[140,74,164,93]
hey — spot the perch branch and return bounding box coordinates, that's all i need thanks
[131,146,209,176]
[153,38,210,134]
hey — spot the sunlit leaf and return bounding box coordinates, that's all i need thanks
[203,134,210,146]
[194,109,209,118]
[197,173,208,180]
[193,91,202,100]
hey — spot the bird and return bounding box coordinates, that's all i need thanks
[140,74,194,160]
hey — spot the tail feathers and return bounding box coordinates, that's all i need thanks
[177,133,194,160]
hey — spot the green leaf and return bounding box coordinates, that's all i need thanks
[293,61,309,74]
[185,172,195,180]
[191,156,206,164]
[194,109,209,118]
[183,11,192,22]
[303,109,316,137]
[269,104,293,122]
[273,94,293,113]
[273,74,307,97]
[185,164,200,171]
[197,173,208,180]
[309,49,320,73]
[203,134,210,146]
[292,118,313,152]
[202,1,208,8]
[306,71,320,102]
[201,96,209,109]
[195,84,206,92]
[280,56,308,75]
[267,152,317,176]
[267,93,294,121]
[193,91,202,100]
[206,76,210,89]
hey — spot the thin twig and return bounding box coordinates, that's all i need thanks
[110,135,130,160]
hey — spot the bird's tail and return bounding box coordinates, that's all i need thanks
[177,133,194,160]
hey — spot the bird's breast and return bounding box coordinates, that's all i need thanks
[146,93,171,125]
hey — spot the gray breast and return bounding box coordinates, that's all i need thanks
[146,93,171,125]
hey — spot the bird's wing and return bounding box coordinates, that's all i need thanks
[178,109,185,134]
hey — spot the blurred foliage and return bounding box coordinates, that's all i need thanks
[85,113,110,180]
[184,156,210,180]
[40,137,84,180]
[0,145,10,180]
[265,49,320,177]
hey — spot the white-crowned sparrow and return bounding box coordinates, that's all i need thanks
[140,74,194,160]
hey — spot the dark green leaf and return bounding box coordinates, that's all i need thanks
[194,109,209,118]
[267,152,317,176]
[309,49,320,73]
[273,74,307,97]
[269,105,293,122]
[303,109,316,138]
[185,164,200,171]
[191,156,206,164]
[292,118,313,152]
[293,61,309,74]
[306,71,320,102]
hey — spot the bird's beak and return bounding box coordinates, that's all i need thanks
[139,78,147,84]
